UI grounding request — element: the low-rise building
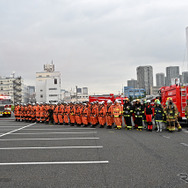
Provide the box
[36,63,61,103]
[0,75,23,104]
[123,87,146,99]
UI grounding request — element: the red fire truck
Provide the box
[89,94,127,104]
[160,84,188,119]
[0,95,12,117]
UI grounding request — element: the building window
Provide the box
[49,88,57,90]
[40,95,43,98]
[46,75,50,77]
[54,79,57,84]
[49,94,58,97]
[1,87,3,90]
[38,75,42,77]
[40,89,43,92]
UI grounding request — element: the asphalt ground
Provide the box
[0,118,187,188]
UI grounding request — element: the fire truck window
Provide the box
[54,79,57,84]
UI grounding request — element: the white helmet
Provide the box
[147,100,151,103]
[115,99,121,103]
[107,100,112,104]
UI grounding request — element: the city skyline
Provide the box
[1,0,188,94]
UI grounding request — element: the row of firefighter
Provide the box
[14,97,183,133]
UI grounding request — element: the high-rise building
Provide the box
[166,66,179,86]
[186,27,188,59]
[127,79,137,88]
[156,73,165,87]
[137,66,153,95]
[182,71,188,84]
[36,63,61,103]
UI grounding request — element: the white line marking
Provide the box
[0,123,36,138]
[23,128,96,131]
[12,132,97,135]
[162,136,170,139]
[0,126,23,128]
[0,161,109,166]
[180,143,188,147]
[0,146,103,150]
[0,137,100,141]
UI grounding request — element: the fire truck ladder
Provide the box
[180,86,187,115]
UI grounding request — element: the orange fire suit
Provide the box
[69,105,76,126]
[106,104,114,127]
[98,105,106,127]
[58,105,64,125]
[113,104,123,129]
[53,106,59,124]
[75,106,82,126]
[36,105,40,122]
[82,106,89,126]
[64,105,70,125]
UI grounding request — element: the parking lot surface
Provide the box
[0,119,188,187]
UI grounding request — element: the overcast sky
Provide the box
[0,0,188,94]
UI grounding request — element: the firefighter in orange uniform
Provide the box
[28,103,32,122]
[90,102,98,127]
[98,101,106,128]
[44,103,49,124]
[64,103,70,125]
[106,100,114,129]
[53,103,59,124]
[40,103,46,123]
[113,100,123,129]
[20,104,25,121]
[69,102,76,126]
[24,104,28,122]
[31,103,36,122]
[58,103,64,125]
[75,103,82,126]
[17,104,21,121]
[36,102,40,123]
[82,103,89,127]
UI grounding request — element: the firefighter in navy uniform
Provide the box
[123,98,133,130]
[134,99,144,131]
[154,100,164,132]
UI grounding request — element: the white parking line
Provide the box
[0,137,100,141]
[162,136,170,139]
[0,123,36,138]
[23,128,96,131]
[0,161,109,166]
[180,143,188,147]
[12,132,97,135]
[0,126,23,128]
[0,146,103,150]
[30,126,96,130]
